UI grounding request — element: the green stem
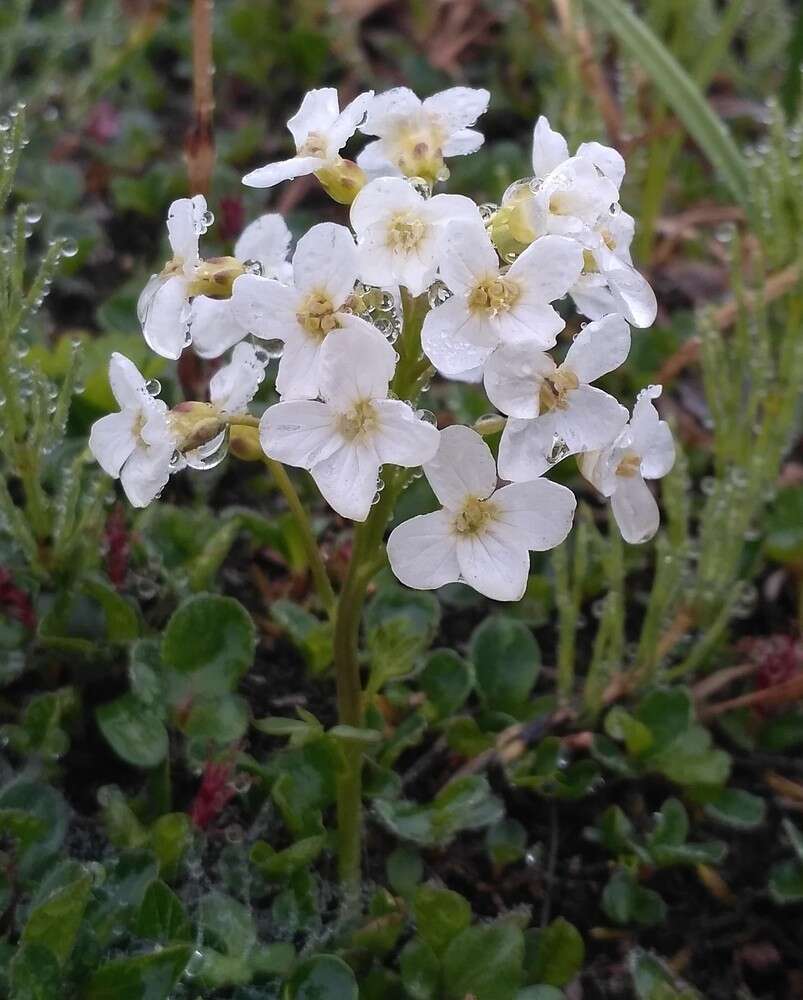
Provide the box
[261,457,336,618]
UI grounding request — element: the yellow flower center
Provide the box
[467,276,520,317]
[391,124,445,182]
[298,131,328,158]
[548,190,574,215]
[453,496,497,536]
[387,212,427,253]
[616,451,641,478]
[538,367,579,412]
[336,399,379,441]
[186,257,246,299]
[297,292,340,340]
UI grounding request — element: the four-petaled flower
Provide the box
[421,221,583,375]
[260,323,440,521]
[350,177,481,297]
[242,88,373,188]
[579,385,675,543]
[357,86,490,183]
[89,353,176,508]
[387,425,576,601]
[488,313,631,480]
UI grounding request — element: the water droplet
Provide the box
[379,290,395,311]
[24,203,41,224]
[0,117,10,132]
[243,258,263,276]
[547,435,570,464]
[145,378,161,396]
[224,823,243,844]
[259,338,284,359]
[478,202,498,221]
[60,237,78,258]
[184,949,205,979]
[185,426,230,470]
[427,280,453,309]
[415,408,437,426]
[253,346,270,365]
[408,176,432,198]
[502,176,535,204]
[43,105,59,122]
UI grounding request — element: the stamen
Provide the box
[297,292,340,340]
[467,276,520,317]
[336,399,378,441]
[453,496,497,535]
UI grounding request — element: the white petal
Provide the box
[531,116,569,178]
[141,275,190,360]
[119,444,172,508]
[275,330,325,400]
[571,276,618,321]
[629,385,675,479]
[562,312,631,384]
[356,139,400,178]
[541,156,618,226]
[424,425,497,507]
[557,386,629,453]
[422,87,490,131]
[350,176,421,233]
[426,193,484,227]
[190,296,245,360]
[318,318,396,407]
[292,222,357,305]
[439,220,498,296]
[361,88,421,137]
[495,299,565,349]
[493,479,576,550]
[497,415,558,481]
[209,342,266,412]
[166,195,205,262]
[483,344,554,419]
[89,411,137,477]
[108,352,147,409]
[441,129,484,156]
[508,234,584,303]
[576,140,626,189]
[260,400,340,468]
[287,88,340,147]
[372,400,441,467]
[234,214,291,272]
[578,446,620,498]
[455,525,530,602]
[311,440,380,522]
[611,473,660,544]
[231,274,299,340]
[328,90,374,151]
[603,256,658,328]
[387,510,461,590]
[242,156,320,188]
[421,295,497,376]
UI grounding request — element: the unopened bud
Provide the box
[229,425,263,462]
[488,201,535,262]
[188,256,246,299]
[169,402,224,452]
[315,157,367,205]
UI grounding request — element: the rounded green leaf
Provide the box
[162,594,256,697]
[96,694,168,768]
[443,922,524,1000]
[414,885,471,956]
[420,649,474,720]
[400,938,440,1000]
[470,616,540,713]
[524,918,584,987]
[287,954,358,1000]
[85,944,192,1000]
[486,818,527,868]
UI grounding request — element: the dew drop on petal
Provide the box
[242,258,263,276]
[546,434,570,464]
[145,378,161,396]
[260,338,284,359]
[408,176,432,198]
[478,202,498,221]
[184,426,230,470]
[415,408,437,426]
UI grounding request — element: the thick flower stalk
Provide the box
[88,88,674,894]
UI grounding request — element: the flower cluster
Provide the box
[89,87,674,601]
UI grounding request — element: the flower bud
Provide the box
[187,256,246,299]
[229,424,263,462]
[169,401,225,452]
[487,201,534,261]
[315,157,367,205]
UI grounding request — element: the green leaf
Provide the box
[444,716,496,756]
[524,918,584,987]
[443,922,524,1000]
[21,873,90,965]
[387,845,423,898]
[635,688,693,754]
[629,949,701,1000]
[700,788,766,830]
[419,649,473,720]
[400,938,440,1000]
[470,616,540,714]
[782,817,803,863]
[184,694,249,745]
[150,812,191,877]
[414,884,472,956]
[328,724,382,744]
[253,716,319,738]
[81,577,140,642]
[516,989,564,1000]
[199,892,255,960]
[604,707,653,757]
[287,955,358,1000]
[271,600,332,674]
[134,881,192,942]
[583,0,749,205]
[764,485,803,564]
[602,869,667,927]
[486,818,527,868]
[96,694,168,768]
[250,835,326,879]
[84,945,192,1000]
[649,799,689,848]
[0,781,68,877]
[9,943,62,1000]
[768,859,803,904]
[162,594,256,698]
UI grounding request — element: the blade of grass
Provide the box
[583,0,750,208]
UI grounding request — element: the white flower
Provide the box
[192,213,293,360]
[260,322,440,521]
[242,88,373,188]
[137,195,209,360]
[349,177,481,296]
[420,221,583,376]
[579,384,675,544]
[89,353,176,508]
[387,425,576,601]
[232,222,361,400]
[357,86,490,181]
[209,341,267,414]
[531,116,625,190]
[490,313,631,480]
[571,207,657,328]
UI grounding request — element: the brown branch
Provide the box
[699,673,803,720]
[185,0,215,197]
